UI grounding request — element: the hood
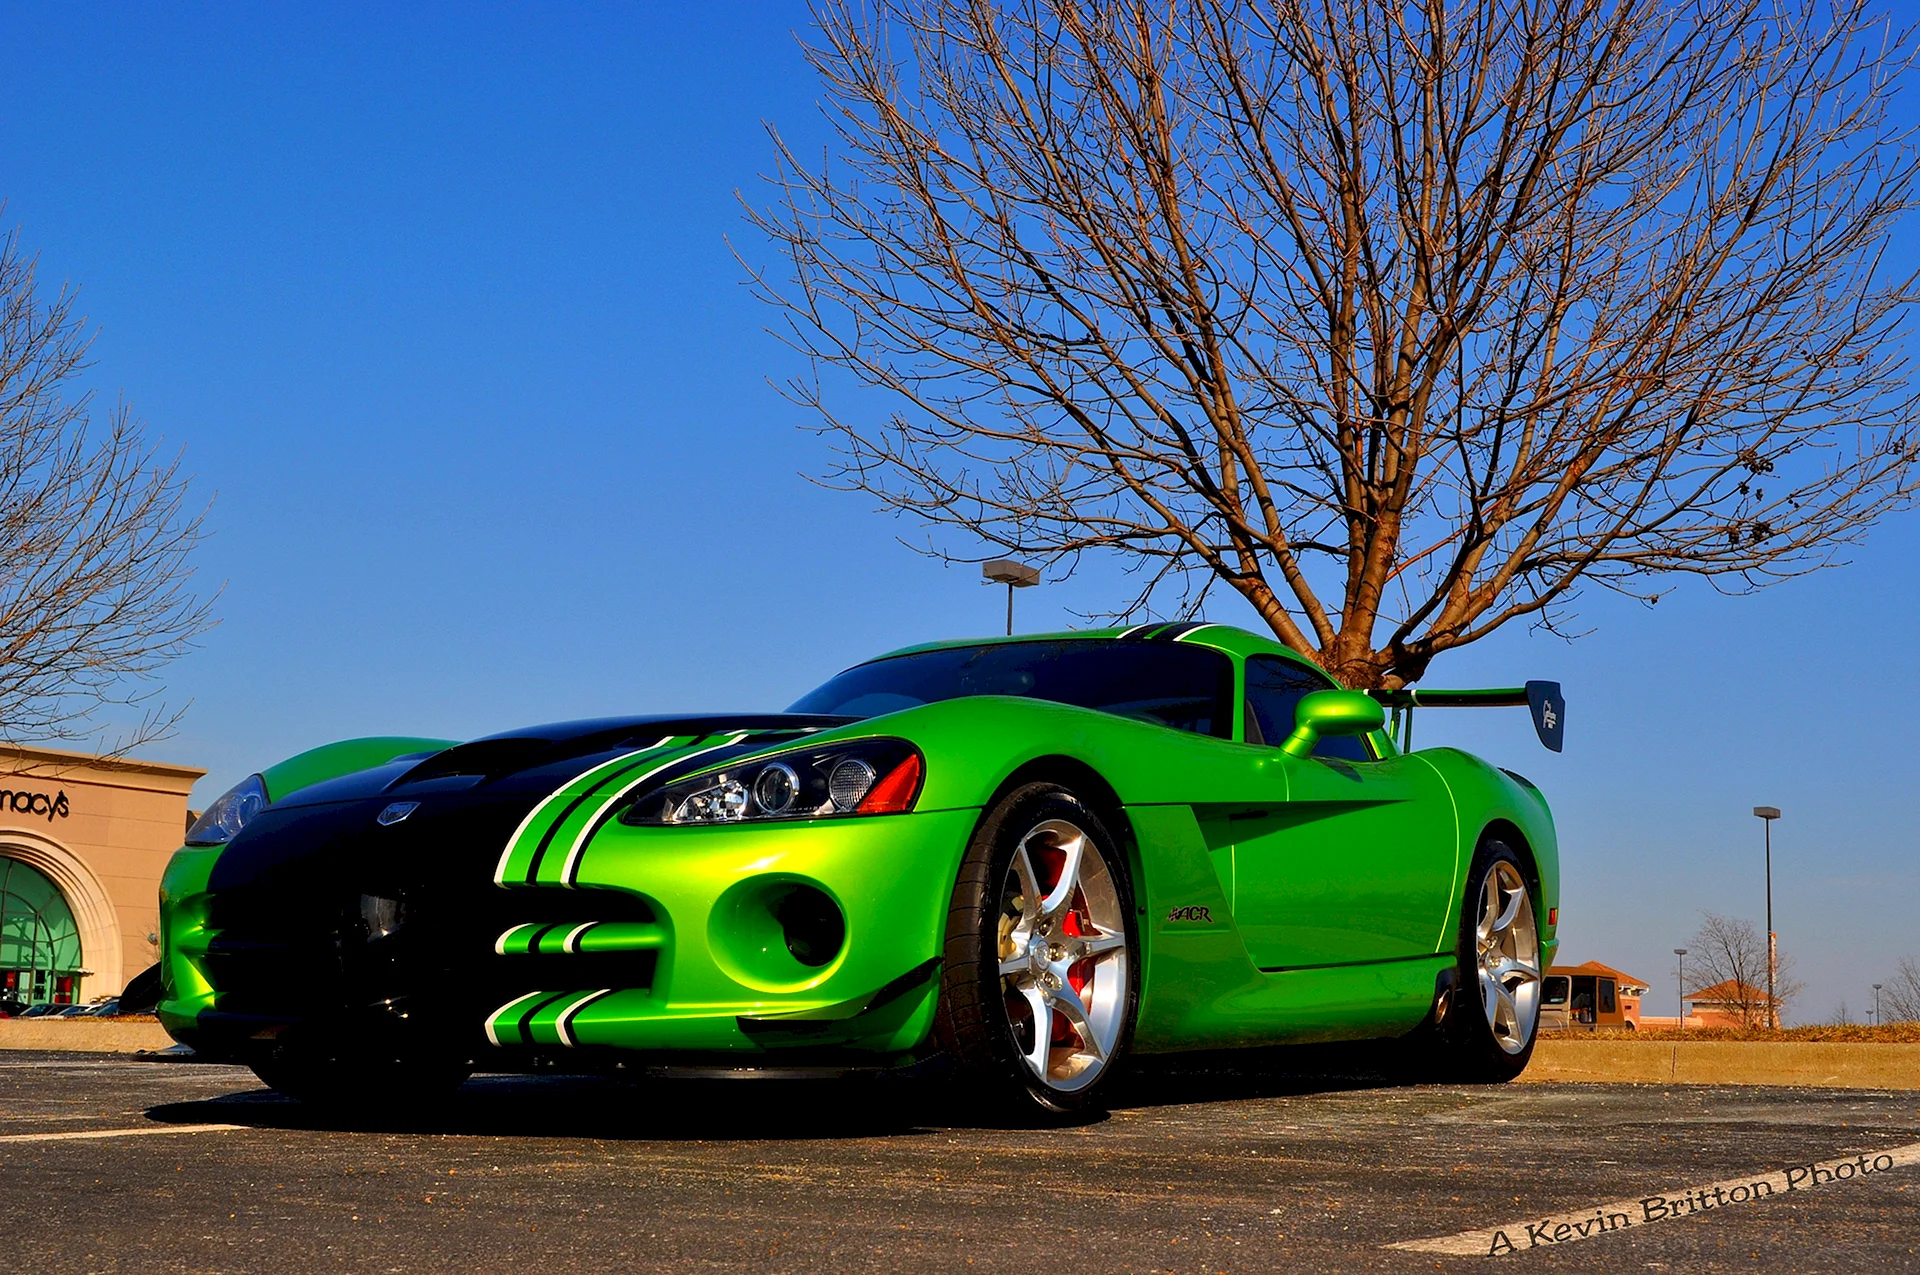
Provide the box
[265,714,858,808]
[206,714,854,900]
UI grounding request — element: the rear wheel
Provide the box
[933,784,1136,1119]
[1427,840,1543,1082]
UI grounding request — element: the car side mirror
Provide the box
[1281,690,1385,759]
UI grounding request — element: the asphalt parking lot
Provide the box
[0,1050,1914,1273]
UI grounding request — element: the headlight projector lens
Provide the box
[752,762,800,815]
[673,779,749,823]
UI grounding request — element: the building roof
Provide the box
[1687,978,1780,1006]
[1548,960,1650,993]
[0,742,205,794]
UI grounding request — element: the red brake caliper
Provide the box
[1057,902,1094,1048]
[1027,845,1085,1050]
[1021,841,1098,1052]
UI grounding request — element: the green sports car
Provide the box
[157,623,1562,1116]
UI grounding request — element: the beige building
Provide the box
[1682,978,1782,1030]
[0,744,204,1008]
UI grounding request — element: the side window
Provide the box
[1598,979,1618,1015]
[1242,656,1373,762]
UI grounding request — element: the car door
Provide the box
[1226,656,1461,970]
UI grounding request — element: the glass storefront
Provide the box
[0,858,82,1008]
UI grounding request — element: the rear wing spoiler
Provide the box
[1366,681,1564,753]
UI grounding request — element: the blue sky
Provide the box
[2,3,1914,1024]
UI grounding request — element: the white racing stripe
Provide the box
[491,737,672,885]
[1389,1138,1920,1257]
[482,990,550,1047]
[555,732,748,887]
[0,1123,242,1145]
[553,988,613,1048]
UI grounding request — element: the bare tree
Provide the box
[1689,911,1801,1028]
[751,0,1920,686]
[1882,957,1920,1023]
[0,225,211,748]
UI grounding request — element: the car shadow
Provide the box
[144,1072,943,1141]
[142,1041,1413,1141]
[1107,1039,1414,1109]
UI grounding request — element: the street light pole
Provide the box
[1873,983,1883,1028]
[982,560,1040,635]
[1674,948,1688,1032]
[1753,806,1781,1029]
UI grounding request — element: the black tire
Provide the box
[932,783,1138,1120]
[252,1048,471,1111]
[1422,839,1543,1083]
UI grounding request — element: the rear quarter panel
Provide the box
[1411,748,1561,970]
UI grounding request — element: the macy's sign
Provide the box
[0,788,71,822]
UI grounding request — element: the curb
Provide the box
[1520,1039,1920,1089]
[0,1019,176,1054]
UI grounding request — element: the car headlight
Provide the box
[184,774,269,846]
[622,739,923,826]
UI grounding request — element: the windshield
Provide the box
[788,640,1235,738]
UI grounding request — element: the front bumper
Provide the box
[159,807,979,1065]
[485,806,980,1055]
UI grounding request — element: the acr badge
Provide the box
[1166,905,1213,924]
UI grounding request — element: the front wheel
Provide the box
[933,784,1137,1119]
[1423,840,1544,1082]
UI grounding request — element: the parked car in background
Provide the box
[1540,961,1648,1031]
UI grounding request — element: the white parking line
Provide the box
[1389,1138,1920,1257]
[0,1123,242,1145]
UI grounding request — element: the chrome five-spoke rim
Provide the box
[1477,860,1542,1054]
[997,819,1129,1092]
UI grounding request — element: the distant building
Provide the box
[1682,978,1781,1029]
[0,744,204,1009]
[1541,960,1649,1031]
